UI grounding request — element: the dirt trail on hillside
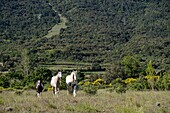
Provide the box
[44,3,68,38]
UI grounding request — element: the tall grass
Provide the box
[0,90,169,113]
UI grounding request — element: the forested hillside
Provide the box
[0,0,170,72]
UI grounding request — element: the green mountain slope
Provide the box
[0,0,170,72]
[0,0,60,40]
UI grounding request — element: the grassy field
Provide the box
[0,90,170,113]
[44,14,68,38]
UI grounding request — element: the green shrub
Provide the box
[0,87,4,91]
[155,72,170,90]
[83,85,97,95]
[126,76,149,91]
[115,84,126,94]
[6,87,15,91]
[44,83,51,92]
[110,78,127,94]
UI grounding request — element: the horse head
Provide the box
[57,71,62,80]
[36,80,43,97]
[36,80,41,89]
[71,70,77,82]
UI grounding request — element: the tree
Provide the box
[91,62,101,70]
[121,55,141,78]
[20,49,30,76]
[104,61,124,84]
[145,60,154,76]
[145,61,157,90]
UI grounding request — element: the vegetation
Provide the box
[0,0,169,72]
[0,1,170,107]
[0,90,170,113]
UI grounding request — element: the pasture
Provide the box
[0,90,170,113]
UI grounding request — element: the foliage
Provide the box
[126,73,170,91]
[145,61,159,90]
[0,75,10,88]
[83,85,98,95]
[0,0,60,40]
[0,0,170,91]
[124,78,137,84]
[161,73,170,90]
[104,61,124,83]
[92,78,104,85]
[77,71,85,82]
[146,61,155,76]
[91,62,101,71]
[21,68,50,89]
[43,83,51,92]
[126,76,149,91]
[109,78,127,94]
[0,0,170,73]
[122,55,141,78]
[0,87,4,91]
[155,72,170,90]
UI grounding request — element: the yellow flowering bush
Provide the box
[124,78,137,84]
[109,83,112,87]
[145,75,160,80]
[145,75,160,90]
[83,81,91,86]
[48,87,53,91]
[78,81,84,85]
[92,78,104,85]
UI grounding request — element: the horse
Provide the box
[35,80,44,97]
[66,70,78,97]
[50,71,62,95]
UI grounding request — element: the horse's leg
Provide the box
[52,87,55,95]
[73,85,77,97]
[57,87,59,95]
[37,91,40,97]
[54,86,57,95]
[67,84,69,95]
[40,90,42,96]
[56,82,60,95]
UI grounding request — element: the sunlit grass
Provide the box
[44,14,68,38]
[0,90,170,113]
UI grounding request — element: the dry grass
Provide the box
[0,90,170,113]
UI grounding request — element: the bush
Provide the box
[115,84,126,94]
[43,83,51,92]
[0,75,10,88]
[83,85,97,95]
[110,78,127,94]
[126,76,149,91]
[6,87,15,91]
[155,72,170,90]
[0,87,4,91]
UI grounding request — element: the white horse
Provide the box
[50,71,62,95]
[66,70,78,97]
